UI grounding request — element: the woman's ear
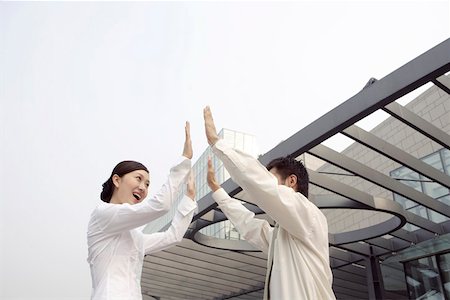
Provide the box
[112,174,121,188]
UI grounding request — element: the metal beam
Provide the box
[192,39,450,227]
[257,38,450,165]
[342,125,450,189]
[309,170,409,244]
[333,242,386,257]
[366,236,410,252]
[333,278,370,298]
[330,247,365,263]
[218,284,264,300]
[142,40,450,300]
[309,143,450,219]
[333,269,367,285]
[383,101,450,149]
[432,74,450,94]
[365,255,386,300]
[335,263,367,277]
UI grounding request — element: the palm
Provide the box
[203,106,219,146]
[186,172,196,200]
[183,121,193,159]
[207,157,220,192]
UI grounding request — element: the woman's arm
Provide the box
[93,157,191,235]
[94,122,193,234]
[142,196,196,254]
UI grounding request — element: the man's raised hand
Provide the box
[203,106,219,146]
[207,157,221,192]
[186,171,196,201]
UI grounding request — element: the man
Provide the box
[204,106,335,300]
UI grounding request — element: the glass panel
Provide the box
[222,129,235,144]
[244,134,255,154]
[439,195,450,206]
[391,167,422,192]
[404,256,445,299]
[428,209,450,224]
[409,205,429,219]
[200,220,243,241]
[395,194,420,210]
[235,132,244,150]
[381,261,408,292]
[437,252,450,299]
[423,152,444,172]
[421,175,449,199]
[443,149,450,175]
[403,223,421,232]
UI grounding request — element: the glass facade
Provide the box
[144,128,258,239]
[386,148,450,299]
[391,148,450,232]
[404,255,445,299]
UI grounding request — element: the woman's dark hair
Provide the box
[266,156,309,197]
[100,160,149,203]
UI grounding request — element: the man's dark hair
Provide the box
[100,161,149,203]
[266,156,309,197]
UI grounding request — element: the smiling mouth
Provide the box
[133,193,142,201]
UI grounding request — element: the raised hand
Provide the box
[207,157,221,192]
[182,121,193,159]
[186,171,196,201]
[203,106,219,146]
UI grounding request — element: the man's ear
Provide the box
[287,174,298,190]
[112,174,121,188]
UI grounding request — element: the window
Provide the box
[391,148,450,227]
[404,256,444,299]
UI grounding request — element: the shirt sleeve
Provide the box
[213,188,272,254]
[93,157,191,235]
[142,195,197,254]
[212,139,318,240]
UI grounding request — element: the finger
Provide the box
[204,106,212,121]
[185,121,191,138]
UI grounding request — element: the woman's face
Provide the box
[112,170,150,205]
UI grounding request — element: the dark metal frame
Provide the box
[149,38,450,300]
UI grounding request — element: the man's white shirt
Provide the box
[212,139,336,300]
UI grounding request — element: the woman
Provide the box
[87,122,196,300]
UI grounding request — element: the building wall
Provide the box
[316,76,450,234]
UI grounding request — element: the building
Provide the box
[314,75,450,299]
[140,38,450,299]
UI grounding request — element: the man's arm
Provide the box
[207,158,272,253]
[204,107,317,240]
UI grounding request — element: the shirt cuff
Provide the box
[178,156,192,166]
[177,195,197,216]
[212,139,228,153]
[212,188,230,205]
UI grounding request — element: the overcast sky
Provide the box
[1,1,448,299]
